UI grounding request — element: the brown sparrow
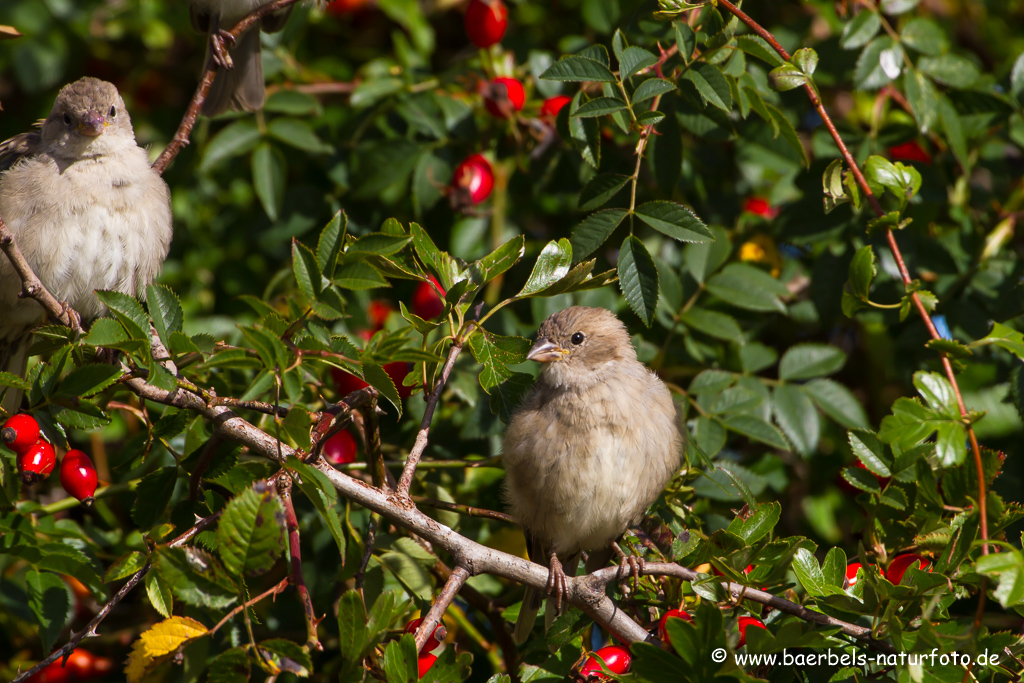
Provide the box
[502,306,683,643]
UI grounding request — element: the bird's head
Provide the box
[528,306,635,387]
[42,77,135,158]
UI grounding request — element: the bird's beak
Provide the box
[78,111,106,137]
[527,337,568,363]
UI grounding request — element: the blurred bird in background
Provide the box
[502,306,683,643]
[189,0,295,116]
[0,77,173,413]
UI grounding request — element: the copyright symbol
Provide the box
[712,648,727,663]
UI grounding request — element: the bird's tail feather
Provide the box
[1,336,29,415]
[202,27,264,116]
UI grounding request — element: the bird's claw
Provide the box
[612,542,645,593]
[57,301,82,333]
[210,30,235,70]
[546,555,568,616]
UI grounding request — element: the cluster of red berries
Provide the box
[657,608,766,650]
[3,414,98,504]
[403,618,446,677]
[327,277,446,428]
[845,554,930,588]
[25,649,113,683]
[447,0,572,211]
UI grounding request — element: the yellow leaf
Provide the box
[0,25,22,39]
[125,616,208,682]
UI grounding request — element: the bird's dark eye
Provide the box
[571,332,585,345]
[62,113,72,126]
[108,106,117,118]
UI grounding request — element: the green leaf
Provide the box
[199,119,260,172]
[720,414,789,450]
[517,239,573,297]
[258,639,312,677]
[773,384,820,456]
[675,22,696,63]
[579,174,631,211]
[217,484,286,576]
[252,142,285,221]
[849,430,892,477]
[267,117,333,154]
[362,361,403,416]
[287,458,346,557]
[334,260,389,290]
[154,546,236,609]
[468,332,531,393]
[475,236,525,283]
[842,464,882,493]
[347,233,414,258]
[792,548,827,597]
[848,245,875,300]
[55,364,122,398]
[684,62,732,111]
[840,10,881,50]
[901,17,948,56]
[132,467,178,530]
[570,209,628,261]
[779,343,847,381]
[26,569,71,653]
[104,551,148,583]
[146,284,184,346]
[316,211,347,276]
[769,63,808,91]
[802,379,870,429]
[632,78,676,104]
[854,36,900,90]
[679,307,741,342]
[207,648,250,682]
[292,239,322,302]
[728,501,780,543]
[617,236,659,327]
[620,46,658,79]
[735,35,784,67]
[95,290,150,341]
[145,571,173,618]
[938,95,969,171]
[705,264,787,313]
[635,201,713,242]
[919,53,981,89]
[541,55,617,82]
[572,96,628,118]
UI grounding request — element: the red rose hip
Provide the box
[579,645,631,679]
[404,617,447,656]
[483,77,525,118]
[657,608,693,641]
[450,154,494,206]
[60,450,98,504]
[464,0,507,48]
[417,652,437,678]
[540,95,571,118]
[324,429,358,465]
[412,277,446,320]
[18,440,56,484]
[737,616,767,647]
[886,554,930,585]
[3,413,40,454]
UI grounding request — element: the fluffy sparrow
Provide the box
[0,77,173,412]
[502,306,683,643]
[190,0,295,116]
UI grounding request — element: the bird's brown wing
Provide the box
[0,127,43,174]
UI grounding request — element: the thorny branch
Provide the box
[277,474,323,651]
[414,565,469,655]
[715,0,990,553]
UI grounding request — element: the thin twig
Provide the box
[716,0,989,554]
[209,396,289,417]
[414,566,469,654]
[276,475,322,651]
[0,214,82,334]
[210,577,290,635]
[412,496,514,523]
[396,341,463,496]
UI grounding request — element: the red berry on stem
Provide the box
[25,659,70,683]
[412,277,446,320]
[3,413,40,454]
[367,300,395,331]
[18,440,56,484]
[66,649,114,680]
[657,608,693,641]
[886,554,930,585]
[845,562,864,589]
[743,197,778,219]
[404,617,448,656]
[451,154,494,206]
[326,0,372,15]
[464,0,507,48]
[60,450,98,504]
[579,645,632,678]
[483,77,525,118]
[737,616,767,647]
[324,429,358,465]
[385,361,414,399]
[417,653,437,678]
[540,95,572,118]
[889,141,931,165]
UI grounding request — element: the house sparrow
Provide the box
[502,306,683,643]
[0,77,173,412]
[190,0,295,116]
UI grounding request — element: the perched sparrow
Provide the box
[190,0,295,116]
[502,306,683,643]
[0,78,173,412]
